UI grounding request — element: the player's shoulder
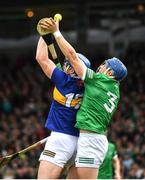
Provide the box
[52,66,66,77]
[54,66,63,73]
[51,67,69,87]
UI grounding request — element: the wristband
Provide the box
[42,34,54,46]
[53,31,62,38]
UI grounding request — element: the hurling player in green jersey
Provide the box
[43,17,127,179]
[98,142,121,179]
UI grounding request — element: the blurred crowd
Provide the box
[0,54,51,178]
[0,42,145,179]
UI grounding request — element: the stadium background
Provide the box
[0,0,145,178]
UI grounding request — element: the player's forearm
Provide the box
[53,31,85,78]
[53,31,78,65]
[36,37,49,63]
[36,37,56,79]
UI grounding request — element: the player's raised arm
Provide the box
[35,37,56,79]
[37,17,64,67]
[39,17,86,79]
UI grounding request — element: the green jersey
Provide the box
[56,63,62,69]
[75,68,120,134]
[98,143,117,179]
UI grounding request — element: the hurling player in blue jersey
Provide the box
[35,36,91,179]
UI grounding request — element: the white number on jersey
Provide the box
[104,91,117,113]
[65,93,83,109]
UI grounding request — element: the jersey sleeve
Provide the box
[51,67,67,86]
[82,67,95,83]
[112,144,118,159]
[56,63,62,70]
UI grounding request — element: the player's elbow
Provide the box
[36,53,45,64]
[35,52,40,62]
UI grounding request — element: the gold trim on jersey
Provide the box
[53,87,82,107]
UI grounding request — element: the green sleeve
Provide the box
[82,68,95,83]
[56,63,62,70]
[113,144,117,158]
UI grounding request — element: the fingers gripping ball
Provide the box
[37,18,50,36]
[54,13,62,22]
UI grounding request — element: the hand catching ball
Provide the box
[37,14,62,36]
[37,18,50,36]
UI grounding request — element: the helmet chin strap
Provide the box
[103,67,110,75]
[65,66,70,72]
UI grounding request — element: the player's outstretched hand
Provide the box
[37,18,50,36]
[38,17,59,34]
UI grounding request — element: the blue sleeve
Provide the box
[51,67,67,87]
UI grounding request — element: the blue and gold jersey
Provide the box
[45,67,84,136]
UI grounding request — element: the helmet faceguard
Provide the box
[63,59,78,78]
[63,53,91,78]
[63,60,72,72]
